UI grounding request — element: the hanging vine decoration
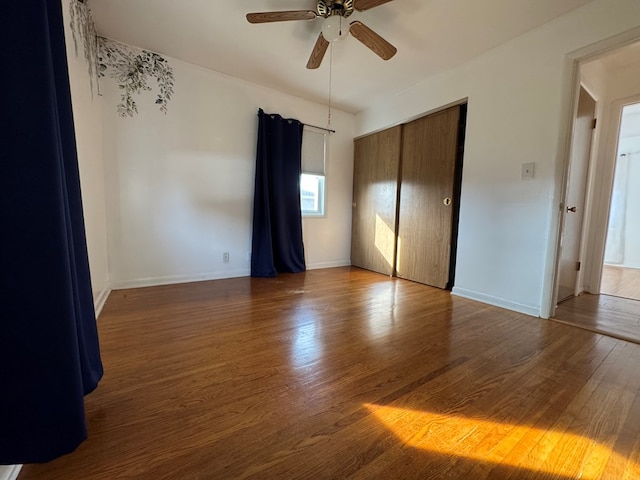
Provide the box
[98,38,175,117]
[68,0,174,117]
[69,0,100,96]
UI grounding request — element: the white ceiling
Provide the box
[89,0,595,114]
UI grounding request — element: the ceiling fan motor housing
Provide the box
[246,0,397,69]
[318,0,354,18]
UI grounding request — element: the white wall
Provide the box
[581,61,608,102]
[355,0,640,317]
[101,53,354,288]
[622,143,640,267]
[604,102,640,268]
[622,154,640,268]
[62,0,110,313]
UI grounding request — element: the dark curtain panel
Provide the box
[0,0,104,463]
[251,109,306,277]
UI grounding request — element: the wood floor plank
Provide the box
[18,267,640,480]
[449,335,608,479]
[601,265,640,301]
[420,333,611,479]
[491,337,621,479]
[554,293,640,344]
[350,329,614,480]
[608,380,640,477]
[525,342,634,480]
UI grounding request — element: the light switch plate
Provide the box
[521,162,535,180]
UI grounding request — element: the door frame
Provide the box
[544,27,640,319]
[591,94,640,293]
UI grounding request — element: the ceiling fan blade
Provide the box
[307,33,329,69]
[353,0,394,12]
[246,10,317,24]
[349,21,397,60]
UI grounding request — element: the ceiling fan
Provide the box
[246,0,397,69]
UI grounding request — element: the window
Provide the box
[301,127,327,217]
[301,174,325,216]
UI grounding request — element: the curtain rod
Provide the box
[258,111,336,134]
[304,123,336,134]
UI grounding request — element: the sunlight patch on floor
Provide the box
[365,403,637,479]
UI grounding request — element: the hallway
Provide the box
[553,293,640,345]
[601,265,640,301]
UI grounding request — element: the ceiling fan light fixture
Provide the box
[246,0,397,68]
[321,15,350,42]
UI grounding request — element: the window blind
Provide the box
[302,127,326,176]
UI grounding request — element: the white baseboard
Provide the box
[604,263,640,270]
[110,263,353,291]
[111,269,251,290]
[451,287,541,318]
[0,465,22,480]
[306,260,351,270]
[94,285,112,318]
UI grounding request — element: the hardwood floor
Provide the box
[554,294,640,345]
[601,265,640,302]
[20,267,640,479]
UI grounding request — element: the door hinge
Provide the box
[576,261,581,272]
[592,118,597,130]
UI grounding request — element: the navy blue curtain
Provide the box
[251,109,306,277]
[0,0,103,463]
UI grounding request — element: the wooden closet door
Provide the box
[397,106,461,288]
[351,126,402,276]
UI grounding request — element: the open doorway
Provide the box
[601,102,640,301]
[551,40,640,344]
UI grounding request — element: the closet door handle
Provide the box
[566,206,577,213]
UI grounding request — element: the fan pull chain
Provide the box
[327,42,333,129]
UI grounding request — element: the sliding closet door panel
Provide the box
[397,107,460,288]
[351,126,402,276]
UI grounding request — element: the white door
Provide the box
[557,87,596,303]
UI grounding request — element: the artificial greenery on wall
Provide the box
[68,0,174,117]
[98,38,175,117]
[69,0,99,96]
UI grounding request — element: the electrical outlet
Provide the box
[223,252,230,263]
[521,163,535,180]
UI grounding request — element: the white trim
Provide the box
[0,465,22,480]
[94,285,112,318]
[306,260,352,270]
[452,287,541,318]
[110,263,353,290]
[111,269,251,290]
